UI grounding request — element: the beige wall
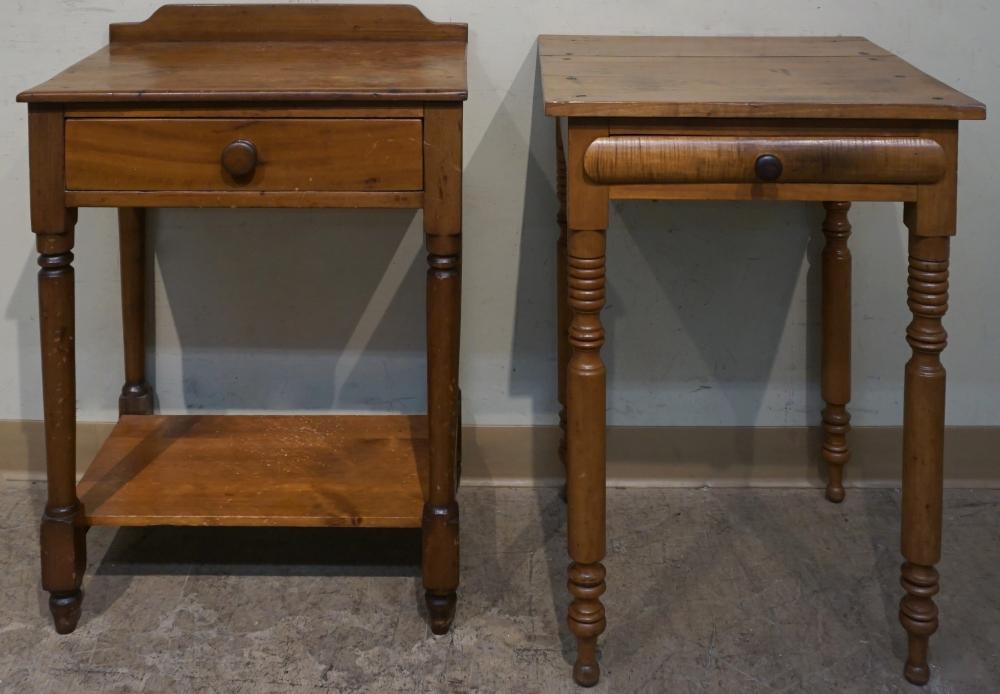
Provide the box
[1,1,998,433]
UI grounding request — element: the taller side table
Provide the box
[18,4,466,635]
[541,35,984,686]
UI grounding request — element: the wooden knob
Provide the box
[754,153,783,181]
[221,139,257,178]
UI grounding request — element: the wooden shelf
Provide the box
[78,415,428,528]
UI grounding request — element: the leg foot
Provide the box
[822,404,849,503]
[904,656,931,686]
[425,590,457,635]
[568,561,606,687]
[49,590,82,634]
[119,382,154,415]
[899,562,938,686]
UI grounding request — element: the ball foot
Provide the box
[49,590,82,634]
[825,483,846,503]
[426,590,456,635]
[904,661,930,686]
[573,659,600,687]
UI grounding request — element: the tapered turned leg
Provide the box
[118,208,153,415]
[899,233,949,685]
[423,246,461,634]
[566,227,607,687]
[556,120,569,475]
[37,228,86,634]
[821,201,852,502]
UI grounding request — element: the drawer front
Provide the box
[583,136,946,185]
[65,118,423,191]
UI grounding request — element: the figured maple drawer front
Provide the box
[583,136,947,185]
[65,118,423,191]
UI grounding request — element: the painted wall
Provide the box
[2,1,998,428]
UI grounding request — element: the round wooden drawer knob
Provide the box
[754,153,783,181]
[221,139,258,178]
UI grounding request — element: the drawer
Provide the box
[583,136,947,185]
[65,118,423,191]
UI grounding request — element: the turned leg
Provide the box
[29,107,86,634]
[899,233,949,685]
[423,244,461,634]
[566,227,607,687]
[556,119,569,476]
[422,103,461,634]
[821,201,852,502]
[118,208,153,415]
[37,225,86,634]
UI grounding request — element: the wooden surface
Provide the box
[64,190,425,209]
[19,41,466,103]
[17,5,467,104]
[66,118,423,191]
[540,36,985,119]
[109,4,467,43]
[583,136,946,185]
[78,415,429,528]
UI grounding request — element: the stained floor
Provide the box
[1,482,998,693]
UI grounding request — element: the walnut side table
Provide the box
[18,4,466,636]
[540,35,985,686]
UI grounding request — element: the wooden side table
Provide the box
[540,36,985,686]
[18,4,466,636]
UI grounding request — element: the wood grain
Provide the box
[584,136,946,185]
[65,118,423,192]
[540,35,892,58]
[110,4,467,43]
[78,415,430,528]
[609,182,918,202]
[28,106,69,235]
[66,190,424,209]
[540,36,985,120]
[64,103,424,118]
[18,41,467,103]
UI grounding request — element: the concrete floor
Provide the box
[1,482,998,693]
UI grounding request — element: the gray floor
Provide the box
[1,482,998,693]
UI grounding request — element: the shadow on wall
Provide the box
[150,207,425,413]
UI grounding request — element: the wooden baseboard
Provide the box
[2,420,998,488]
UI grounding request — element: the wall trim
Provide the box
[2,420,998,488]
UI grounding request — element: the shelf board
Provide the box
[78,415,428,528]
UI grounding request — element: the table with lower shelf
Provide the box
[540,35,985,687]
[18,4,466,636]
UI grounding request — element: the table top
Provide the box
[540,36,984,120]
[18,4,467,104]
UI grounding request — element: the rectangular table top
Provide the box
[18,41,467,104]
[540,36,984,120]
[18,5,467,104]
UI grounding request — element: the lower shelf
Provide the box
[77,414,428,528]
